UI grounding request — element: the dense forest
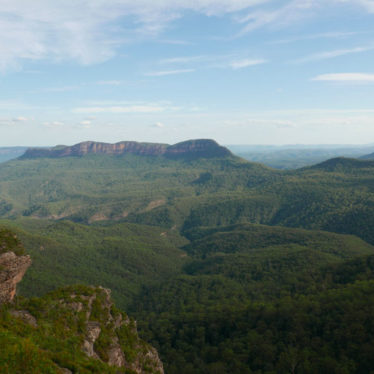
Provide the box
[1,142,374,372]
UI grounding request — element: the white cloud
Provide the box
[292,45,374,63]
[235,0,318,35]
[312,73,374,82]
[160,56,206,64]
[0,1,269,70]
[0,0,372,70]
[97,80,122,86]
[158,54,267,71]
[235,0,374,35]
[270,31,362,45]
[13,116,28,122]
[154,122,165,128]
[73,105,167,114]
[357,0,374,13]
[229,58,267,69]
[44,121,64,128]
[145,69,195,76]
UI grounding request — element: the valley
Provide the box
[1,139,374,372]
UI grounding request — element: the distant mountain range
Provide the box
[227,144,374,169]
[0,147,28,163]
[21,139,232,160]
[0,141,373,169]
[361,151,374,160]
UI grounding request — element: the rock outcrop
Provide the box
[57,286,164,373]
[0,251,31,303]
[21,139,232,160]
[0,229,163,373]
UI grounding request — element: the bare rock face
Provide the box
[21,139,232,160]
[0,251,31,304]
[9,310,37,327]
[61,286,164,373]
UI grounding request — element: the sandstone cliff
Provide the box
[0,228,163,373]
[0,229,31,304]
[21,139,232,160]
[0,251,31,303]
[50,285,164,373]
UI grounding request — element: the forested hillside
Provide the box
[1,140,374,373]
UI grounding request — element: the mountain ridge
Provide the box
[21,139,232,160]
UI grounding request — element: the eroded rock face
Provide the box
[62,286,164,373]
[9,310,37,327]
[21,139,232,160]
[0,252,31,303]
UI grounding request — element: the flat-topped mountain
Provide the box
[21,139,232,159]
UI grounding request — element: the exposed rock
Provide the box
[60,286,164,373]
[0,233,163,373]
[9,310,37,327]
[0,251,31,303]
[107,337,126,367]
[145,199,166,212]
[59,369,72,374]
[82,321,101,359]
[21,139,232,160]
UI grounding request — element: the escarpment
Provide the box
[21,138,232,159]
[0,252,31,303]
[0,229,31,304]
[0,228,164,373]
[56,286,164,373]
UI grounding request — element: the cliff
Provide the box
[21,139,232,160]
[0,229,163,373]
[0,252,31,303]
[0,228,31,304]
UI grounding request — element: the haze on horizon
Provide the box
[1,0,374,146]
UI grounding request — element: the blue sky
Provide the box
[1,0,374,146]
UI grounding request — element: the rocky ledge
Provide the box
[58,286,164,373]
[0,251,31,304]
[21,139,232,160]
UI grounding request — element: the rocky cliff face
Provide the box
[0,229,31,304]
[57,286,164,373]
[21,139,232,160]
[0,251,31,303]
[0,228,163,373]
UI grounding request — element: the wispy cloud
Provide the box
[158,54,267,71]
[357,0,374,13]
[96,80,122,86]
[312,73,374,83]
[73,105,167,114]
[270,31,362,45]
[292,44,374,64]
[12,116,28,122]
[0,1,373,70]
[229,58,267,69]
[44,121,64,128]
[145,69,195,77]
[72,100,182,114]
[160,56,206,64]
[0,1,268,70]
[235,0,374,36]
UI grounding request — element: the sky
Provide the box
[1,0,374,146]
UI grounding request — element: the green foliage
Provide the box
[0,285,159,373]
[141,280,374,373]
[2,152,374,372]
[0,227,25,256]
[1,219,186,310]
